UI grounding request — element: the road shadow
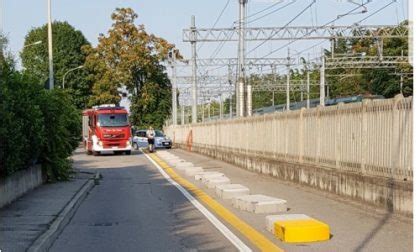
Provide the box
[52,153,236,252]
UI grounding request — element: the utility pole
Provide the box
[286,48,290,110]
[300,80,304,101]
[229,94,233,118]
[271,64,276,108]
[306,68,310,109]
[228,65,233,119]
[47,0,54,90]
[219,93,224,120]
[190,16,198,123]
[400,73,404,95]
[181,105,185,125]
[201,103,205,122]
[400,49,404,95]
[169,49,177,126]
[320,50,326,106]
[238,0,247,117]
[376,37,384,61]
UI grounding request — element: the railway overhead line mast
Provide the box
[171,0,411,125]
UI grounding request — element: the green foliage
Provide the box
[84,8,179,128]
[37,90,81,181]
[250,21,412,108]
[1,37,80,180]
[20,21,92,109]
[327,21,412,98]
[130,69,172,128]
[0,66,44,177]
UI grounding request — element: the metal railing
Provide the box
[165,95,412,181]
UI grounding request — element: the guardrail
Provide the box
[166,95,412,181]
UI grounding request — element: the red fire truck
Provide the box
[82,104,132,155]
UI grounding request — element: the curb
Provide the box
[28,172,100,252]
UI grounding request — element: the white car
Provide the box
[132,130,172,150]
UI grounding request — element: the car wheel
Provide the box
[166,146,172,149]
[133,143,139,150]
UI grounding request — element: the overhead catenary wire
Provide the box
[245,0,288,21]
[246,0,316,56]
[260,2,373,59]
[197,0,231,54]
[355,0,397,24]
[244,0,297,25]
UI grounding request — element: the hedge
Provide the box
[0,61,81,181]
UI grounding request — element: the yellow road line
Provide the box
[149,154,284,252]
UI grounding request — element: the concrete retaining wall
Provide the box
[0,165,43,208]
[176,143,413,217]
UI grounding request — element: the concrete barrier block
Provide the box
[232,194,287,213]
[205,177,231,189]
[162,156,180,161]
[194,172,225,181]
[184,167,204,176]
[201,173,226,183]
[156,151,170,156]
[273,215,330,243]
[265,214,311,234]
[215,184,250,200]
[168,159,186,165]
[158,153,176,158]
[175,162,194,170]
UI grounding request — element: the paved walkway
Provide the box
[0,169,91,252]
[169,148,413,252]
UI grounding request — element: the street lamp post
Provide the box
[47,0,54,90]
[62,65,84,89]
[23,40,42,48]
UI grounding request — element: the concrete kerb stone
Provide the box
[160,156,180,161]
[184,167,204,176]
[215,184,250,200]
[265,214,311,234]
[232,194,287,214]
[175,162,195,170]
[194,172,225,181]
[167,159,186,166]
[159,154,177,159]
[27,172,100,252]
[205,177,231,189]
[272,214,331,243]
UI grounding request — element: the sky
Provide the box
[0,0,410,105]
[1,0,409,62]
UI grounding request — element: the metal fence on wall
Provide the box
[165,95,413,181]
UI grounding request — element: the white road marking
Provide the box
[142,152,252,252]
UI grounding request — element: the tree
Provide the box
[83,8,180,128]
[326,20,412,98]
[20,21,91,109]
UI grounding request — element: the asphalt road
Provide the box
[50,149,238,252]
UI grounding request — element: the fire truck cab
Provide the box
[82,104,132,155]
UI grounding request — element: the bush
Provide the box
[0,60,80,181]
[37,90,81,181]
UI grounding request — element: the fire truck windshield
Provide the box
[97,114,128,127]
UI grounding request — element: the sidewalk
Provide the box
[0,169,93,252]
[165,148,413,252]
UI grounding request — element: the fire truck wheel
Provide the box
[125,150,131,155]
